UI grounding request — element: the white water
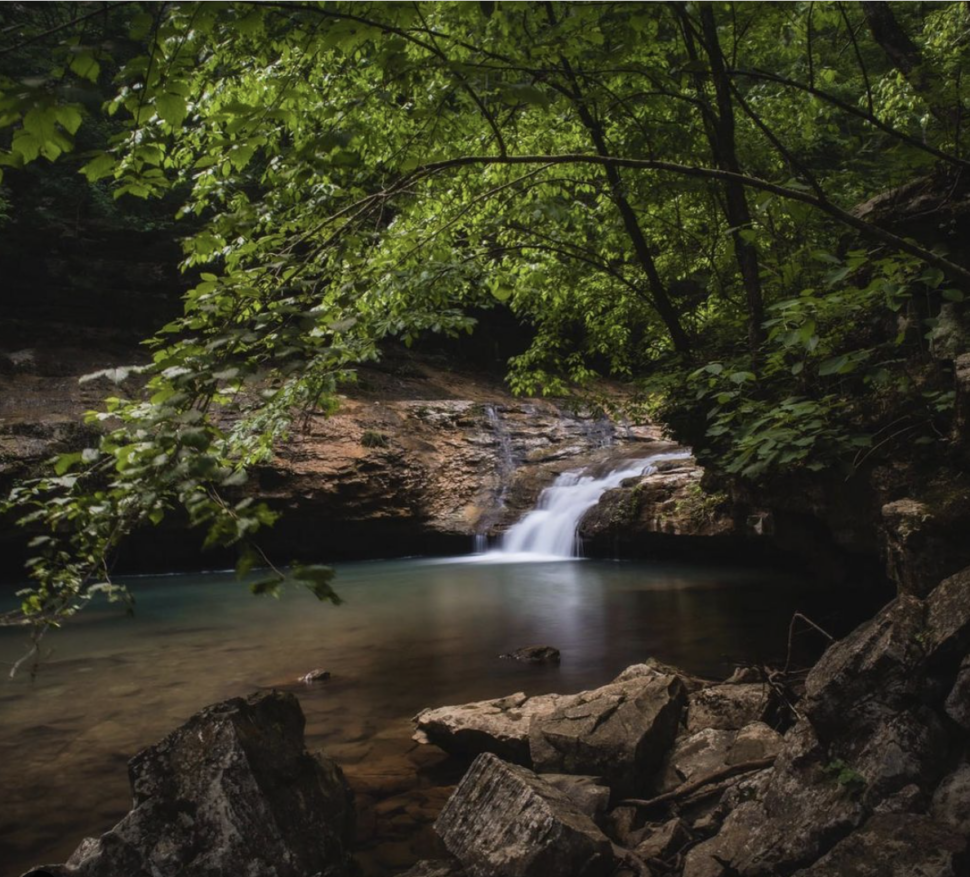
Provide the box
[496,451,692,560]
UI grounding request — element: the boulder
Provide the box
[789,813,968,877]
[932,762,970,836]
[413,692,564,765]
[541,774,611,822]
[945,655,970,729]
[434,752,615,877]
[852,705,950,808]
[22,691,354,877]
[801,595,925,743]
[925,565,970,664]
[693,720,867,876]
[530,674,686,797]
[499,645,560,664]
[657,728,734,793]
[299,668,331,683]
[632,817,689,862]
[658,722,782,793]
[612,658,706,691]
[686,683,767,732]
[682,801,765,877]
[727,722,784,765]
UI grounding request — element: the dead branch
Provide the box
[620,757,776,811]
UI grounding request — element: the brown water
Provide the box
[0,556,885,875]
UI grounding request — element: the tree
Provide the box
[1,2,968,648]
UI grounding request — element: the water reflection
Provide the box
[0,556,885,874]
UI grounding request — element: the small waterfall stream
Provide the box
[498,450,691,559]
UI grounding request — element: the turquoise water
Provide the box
[0,556,883,875]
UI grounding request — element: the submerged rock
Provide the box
[530,673,686,797]
[499,645,561,664]
[23,691,354,877]
[435,752,615,877]
[413,691,564,765]
[300,667,332,683]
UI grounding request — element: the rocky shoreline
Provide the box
[23,561,969,877]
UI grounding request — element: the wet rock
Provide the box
[499,645,561,664]
[300,668,331,683]
[435,752,615,877]
[413,692,564,765]
[541,774,611,822]
[399,861,467,877]
[686,683,767,732]
[789,813,969,877]
[530,674,686,797]
[23,691,354,877]
[932,762,970,835]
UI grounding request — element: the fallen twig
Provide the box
[783,611,835,675]
[619,757,777,811]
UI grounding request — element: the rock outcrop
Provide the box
[22,691,355,877]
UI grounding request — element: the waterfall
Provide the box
[499,450,691,559]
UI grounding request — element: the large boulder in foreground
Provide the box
[24,691,354,877]
[414,692,565,765]
[435,752,615,877]
[530,673,686,797]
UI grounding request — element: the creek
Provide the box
[0,457,885,875]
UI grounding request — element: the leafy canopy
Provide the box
[1,1,968,642]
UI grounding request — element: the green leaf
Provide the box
[54,452,83,475]
[291,563,342,604]
[80,153,116,182]
[818,355,848,376]
[156,93,187,128]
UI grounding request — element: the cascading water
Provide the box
[499,450,692,559]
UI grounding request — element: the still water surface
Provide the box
[0,556,884,874]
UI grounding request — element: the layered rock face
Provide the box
[0,348,678,573]
[23,691,355,877]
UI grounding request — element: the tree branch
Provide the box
[390,152,970,287]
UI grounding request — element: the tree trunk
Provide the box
[696,5,766,357]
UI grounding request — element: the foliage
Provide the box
[1,2,969,640]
